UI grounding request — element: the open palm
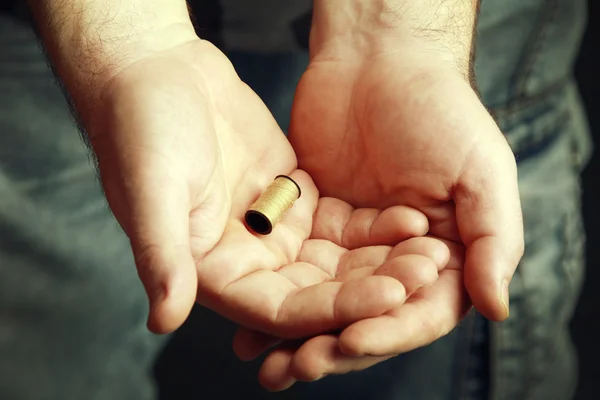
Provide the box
[203,189,450,338]
[239,50,524,388]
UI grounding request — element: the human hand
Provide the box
[293,0,524,322]
[290,50,523,320]
[231,201,465,393]
[234,199,466,392]
[242,238,466,391]
[238,1,524,387]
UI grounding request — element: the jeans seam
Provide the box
[512,110,572,163]
[489,77,569,117]
[509,0,560,103]
[519,247,537,400]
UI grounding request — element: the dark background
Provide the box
[154,2,600,400]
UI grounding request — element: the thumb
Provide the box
[454,142,524,322]
[109,174,198,334]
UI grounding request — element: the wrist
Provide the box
[29,1,197,112]
[311,0,479,77]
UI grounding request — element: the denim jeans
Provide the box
[0,0,591,398]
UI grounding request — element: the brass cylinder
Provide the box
[245,175,301,235]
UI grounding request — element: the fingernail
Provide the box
[500,279,510,318]
[311,374,326,382]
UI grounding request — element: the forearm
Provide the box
[27,0,195,105]
[311,0,480,74]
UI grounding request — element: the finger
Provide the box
[336,245,391,275]
[239,254,441,362]
[236,256,431,364]
[233,327,282,361]
[342,206,429,249]
[225,274,406,338]
[112,170,212,334]
[289,335,390,381]
[336,254,440,295]
[236,247,449,364]
[258,347,298,392]
[454,134,524,321]
[259,336,391,390]
[334,266,377,282]
[426,236,466,271]
[137,242,198,334]
[420,202,460,241]
[296,239,347,277]
[338,269,470,357]
[199,170,407,337]
[310,199,429,249]
[298,237,450,280]
[205,172,412,339]
[98,81,243,334]
[374,255,439,296]
[309,197,354,245]
[333,239,447,289]
[200,244,406,338]
[387,236,451,270]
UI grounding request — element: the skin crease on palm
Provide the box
[89,40,448,342]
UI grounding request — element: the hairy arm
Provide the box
[26,0,196,118]
[311,0,480,78]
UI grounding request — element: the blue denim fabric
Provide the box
[0,0,591,399]
[0,15,167,400]
[478,2,590,399]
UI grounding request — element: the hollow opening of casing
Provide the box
[245,210,272,235]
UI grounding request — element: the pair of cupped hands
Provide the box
[86,37,523,391]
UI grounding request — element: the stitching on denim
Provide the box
[519,204,583,399]
[511,111,572,162]
[490,76,569,117]
[514,0,560,97]
[524,210,577,398]
[519,243,537,400]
